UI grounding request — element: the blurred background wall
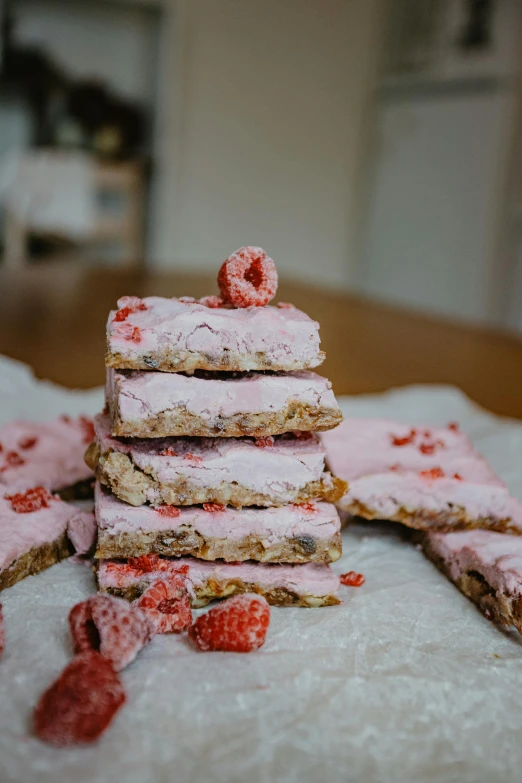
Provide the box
[1,0,522,331]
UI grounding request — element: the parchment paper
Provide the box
[1,355,522,783]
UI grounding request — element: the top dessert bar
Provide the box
[106,296,324,373]
[0,416,94,494]
[322,418,522,533]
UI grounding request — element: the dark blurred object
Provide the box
[458,0,494,51]
[0,3,147,158]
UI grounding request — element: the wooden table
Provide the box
[1,262,522,419]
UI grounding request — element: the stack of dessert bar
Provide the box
[90,259,346,608]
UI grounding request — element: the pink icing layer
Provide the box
[427,530,522,597]
[0,493,84,571]
[107,368,339,426]
[97,557,340,599]
[0,417,93,493]
[321,418,522,530]
[95,413,329,500]
[107,296,323,369]
[95,483,340,542]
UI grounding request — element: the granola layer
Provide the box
[97,557,341,607]
[87,414,346,507]
[0,532,72,592]
[107,368,342,438]
[106,296,324,373]
[94,484,342,563]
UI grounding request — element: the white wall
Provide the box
[156,0,385,285]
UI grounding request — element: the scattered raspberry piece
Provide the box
[184,453,203,464]
[419,467,445,480]
[113,298,147,321]
[391,429,416,447]
[33,651,126,747]
[276,302,295,309]
[198,295,226,308]
[128,553,168,573]
[389,463,400,472]
[60,414,72,424]
[80,416,95,444]
[113,306,133,322]
[68,595,153,672]
[453,473,463,481]
[128,326,141,343]
[293,502,316,513]
[5,451,25,467]
[156,506,181,518]
[203,503,226,512]
[0,604,4,660]
[0,443,3,452]
[340,571,365,587]
[189,594,270,653]
[18,436,38,450]
[218,246,278,308]
[419,442,435,455]
[5,486,53,513]
[448,422,460,432]
[135,577,192,634]
[178,296,197,304]
[254,436,274,448]
[290,430,314,440]
[160,447,178,457]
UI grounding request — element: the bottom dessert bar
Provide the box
[94,484,342,563]
[97,557,340,607]
[423,529,522,633]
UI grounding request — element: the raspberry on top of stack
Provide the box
[92,246,346,608]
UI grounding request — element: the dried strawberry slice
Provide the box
[33,651,126,746]
[135,577,192,634]
[5,486,53,513]
[189,594,270,652]
[218,246,278,308]
[340,571,365,587]
[68,595,154,672]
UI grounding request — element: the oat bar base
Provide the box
[0,532,73,592]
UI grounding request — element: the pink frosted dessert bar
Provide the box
[94,483,342,563]
[423,529,522,633]
[106,295,324,373]
[86,413,346,507]
[0,489,95,592]
[322,418,522,533]
[0,416,94,496]
[97,557,341,607]
[106,368,343,439]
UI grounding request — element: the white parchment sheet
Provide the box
[1,355,522,783]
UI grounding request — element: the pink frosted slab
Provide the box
[0,416,93,493]
[106,296,324,372]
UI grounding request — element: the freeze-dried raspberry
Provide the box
[276,302,295,309]
[448,422,460,432]
[68,595,153,672]
[419,467,445,480]
[391,429,416,447]
[113,299,147,321]
[198,295,226,308]
[156,506,181,518]
[419,442,435,455]
[203,503,226,512]
[60,414,72,424]
[340,571,365,587]
[290,430,314,440]
[135,577,192,634]
[5,486,53,513]
[33,651,126,747]
[254,436,274,448]
[113,306,133,322]
[184,453,203,463]
[79,416,95,444]
[218,246,278,308]
[5,451,25,467]
[128,554,169,573]
[453,473,463,480]
[293,502,316,513]
[18,436,38,450]
[160,447,178,457]
[0,604,4,660]
[189,594,270,652]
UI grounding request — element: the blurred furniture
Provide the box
[3,156,145,268]
[0,261,521,419]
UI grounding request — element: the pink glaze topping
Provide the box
[107,368,339,426]
[107,295,323,369]
[0,492,83,571]
[97,557,340,598]
[427,529,522,597]
[0,417,93,493]
[94,483,340,542]
[321,418,522,530]
[95,413,329,501]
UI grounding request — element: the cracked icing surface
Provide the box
[322,418,522,532]
[106,296,324,372]
[89,413,345,506]
[0,417,93,493]
[94,483,342,562]
[97,558,341,607]
[107,368,342,438]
